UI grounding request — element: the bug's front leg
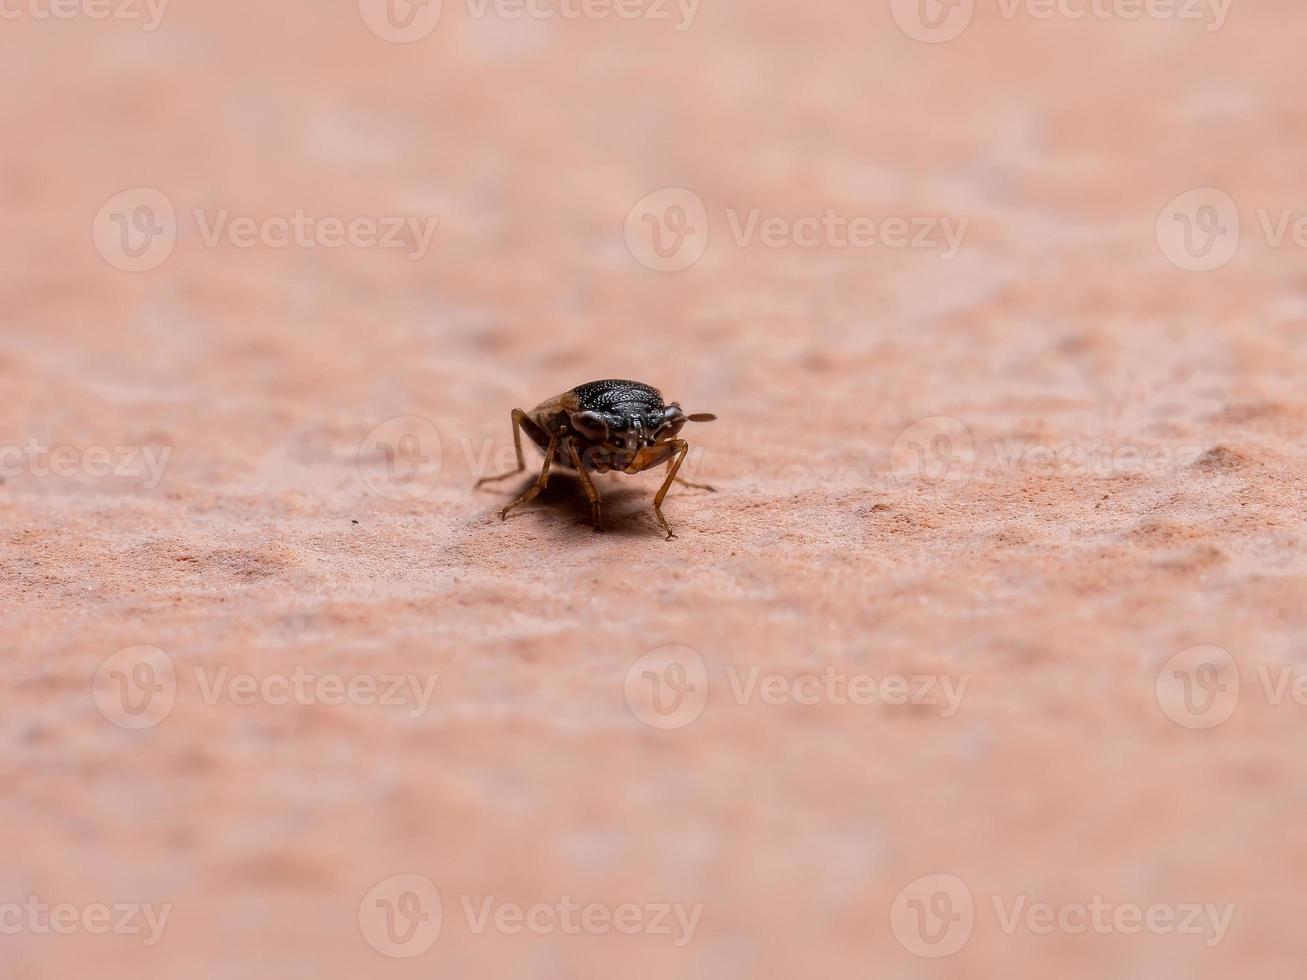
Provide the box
[653,439,692,541]
[565,438,604,533]
[670,459,716,494]
[498,430,559,521]
[475,409,535,489]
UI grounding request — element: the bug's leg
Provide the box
[653,440,691,541]
[475,409,532,489]
[499,431,558,521]
[566,438,604,533]
[671,462,716,494]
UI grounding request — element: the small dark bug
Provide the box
[476,379,717,540]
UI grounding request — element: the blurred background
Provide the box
[4,0,1307,977]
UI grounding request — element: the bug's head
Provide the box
[569,403,716,463]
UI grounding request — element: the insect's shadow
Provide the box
[490,472,658,537]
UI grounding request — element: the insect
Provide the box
[475,379,717,540]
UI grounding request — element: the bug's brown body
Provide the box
[476,379,716,540]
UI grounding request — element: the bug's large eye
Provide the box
[658,405,688,439]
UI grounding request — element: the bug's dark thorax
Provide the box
[527,380,668,473]
[571,379,665,415]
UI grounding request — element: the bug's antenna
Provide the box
[687,413,717,422]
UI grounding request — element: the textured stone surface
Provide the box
[3,1,1305,977]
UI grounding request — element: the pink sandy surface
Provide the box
[3,0,1307,976]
